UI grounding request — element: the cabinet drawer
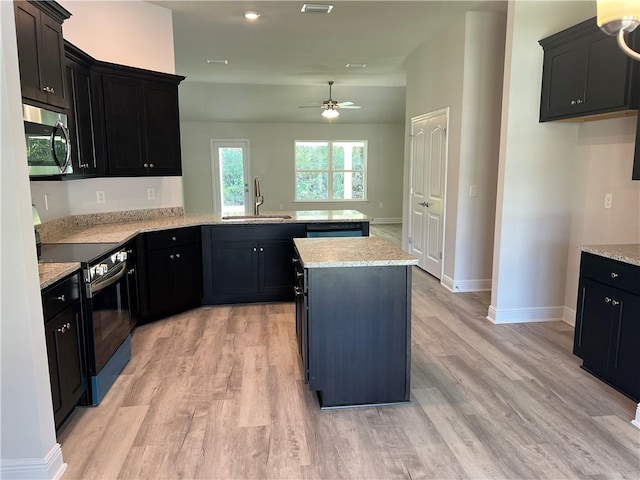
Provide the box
[145,226,200,250]
[580,252,640,295]
[42,273,81,321]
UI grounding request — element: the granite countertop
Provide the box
[37,209,371,287]
[294,237,418,268]
[39,263,81,289]
[579,244,640,267]
[41,210,371,244]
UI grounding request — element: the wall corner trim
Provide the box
[562,306,576,326]
[0,443,66,480]
[486,305,564,324]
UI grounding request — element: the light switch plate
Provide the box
[469,185,478,197]
[604,193,612,209]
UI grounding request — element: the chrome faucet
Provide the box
[253,177,264,215]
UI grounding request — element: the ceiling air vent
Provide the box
[301,4,334,14]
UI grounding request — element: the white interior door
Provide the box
[409,110,448,278]
[211,140,251,214]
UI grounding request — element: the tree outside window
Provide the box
[295,141,367,201]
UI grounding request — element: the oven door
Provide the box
[88,262,132,375]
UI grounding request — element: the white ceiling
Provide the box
[151,1,507,123]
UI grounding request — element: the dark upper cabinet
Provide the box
[633,111,639,181]
[64,42,103,177]
[539,18,639,122]
[14,0,70,109]
[96,66,184,177]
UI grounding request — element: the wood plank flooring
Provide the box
[58,228,639,479]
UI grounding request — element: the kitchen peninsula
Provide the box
[293,236,418,408]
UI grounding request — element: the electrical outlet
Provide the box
[147,188,155,200]
[379,202,384,209]
[96,191,105,204]
[604,193,613,209]
[469,185,478,197]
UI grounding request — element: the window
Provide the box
[295,141,367,201]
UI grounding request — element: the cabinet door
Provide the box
[259,239,296,298]
[584,33,632,112]
[574,279,615,376]
[145,247,177,315]
[102,74,147,176]
[39,13,67,107]
[209,241,259,298]
[542,42,588,120]
[45,302,85,429]
[66,60,101,176]
[173,243,203,310]
[609,291,640,400]
[14,1,42,102]
[143,81,182,176]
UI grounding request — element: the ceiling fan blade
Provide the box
[338,101,354,106]
[340,105,361,109]
[298,105,322,108]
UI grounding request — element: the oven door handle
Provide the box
[90,262,127,295]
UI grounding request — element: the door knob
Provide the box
[418,201,430,207]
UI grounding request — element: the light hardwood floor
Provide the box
[58,227,639,479]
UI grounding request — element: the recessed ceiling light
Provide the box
[346,63,367,69]
[244,11,260,20]
[206,59,229,65]
[301,4,334,14]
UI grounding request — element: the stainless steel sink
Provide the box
[221,214,292,220]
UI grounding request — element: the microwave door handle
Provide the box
[51,120,71,173]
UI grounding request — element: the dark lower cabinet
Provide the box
[202,224,306,304]
[574,252,640,401]
[42,272,86,429]
[137,227,202,320]
[297,262,412,408]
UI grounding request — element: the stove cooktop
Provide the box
[39,243,121,265]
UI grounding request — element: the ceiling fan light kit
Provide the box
[299,81,361,120]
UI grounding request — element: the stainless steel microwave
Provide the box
[23,104,72,177]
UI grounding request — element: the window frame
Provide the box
[293,140,368,202]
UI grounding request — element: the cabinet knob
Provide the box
[149,163,155,168]
[56,294,66,302]
[172,236,177,241]
[170,254,175,259]
[294,286,304,296]
[571,100,576,105]
[127,268,135,275]
[175,253,180,259]
[253,247,257,252]
[576,99,582,104]
[604,296,611,303]
[612,299,620,306]
[260,247,264,252]
[57,325,66,333]
[292,258,299,264]
[144,163,149,168]
[610,272,619,278]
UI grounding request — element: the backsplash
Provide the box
[36,207,184,243]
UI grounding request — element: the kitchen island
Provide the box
[293,237,418,408]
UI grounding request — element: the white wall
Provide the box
[563,116,640,323]
[403,11,506,291]
[489,1,595,323]
[180,121,405,221]
[29,0,183,222]
[1,3,65,478]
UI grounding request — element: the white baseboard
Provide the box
[370,217,402,224]
[0,443,66,480]
[562,306,576,327]
[487,305,564,324]
[632,404,640,430]
[441,275,491,293]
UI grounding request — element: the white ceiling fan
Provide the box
[299,81,361,119]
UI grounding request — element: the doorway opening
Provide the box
[210,140,251,214]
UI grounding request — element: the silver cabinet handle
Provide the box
[294,286,304,296]
[604,297,611,303]
[612,300,620,306]
[296,272,304,278]
[127,268,135,275]
[610,272,619,278]
[56,322,71,334]
[292,258,299,264]
[56,294,66,302]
